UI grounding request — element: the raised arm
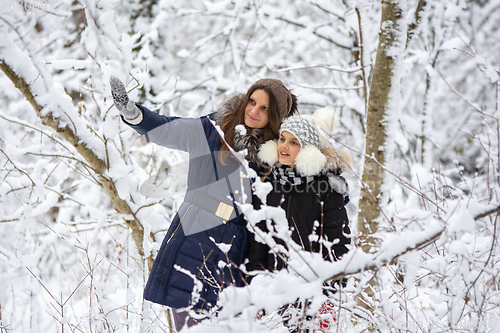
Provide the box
[110,76,209,153]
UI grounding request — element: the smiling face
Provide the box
[244,89,270,129]
[277,130,301,167]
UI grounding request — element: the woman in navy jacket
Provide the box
[110,76,297,329]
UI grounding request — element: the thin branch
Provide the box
[0,60,106,173]
[309,1,346,22]
[326,132,446,212]
[406,0,427,47]
[355,6,368,111]
[0,114,74,155]
[25,152,99,185]
[325,227,443,284]
[0,219,20,223]
[267,64,362,74]
[26,267,61,304]
[19,0,70,17]
[0,149,35,187]
[438,71,497,118]
[474,206,500,221]
[274,17,352,51]
[44,185,85,207]
[25,152,91,170]
[294,82,364,91]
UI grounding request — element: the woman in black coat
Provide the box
[247,107,351,271]
[246,108,352,330]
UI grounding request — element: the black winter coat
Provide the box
[246,172,351,272]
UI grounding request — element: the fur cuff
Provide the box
[295,145,327,176]
[257,140,279,166]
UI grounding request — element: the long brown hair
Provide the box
[218,84,286,162]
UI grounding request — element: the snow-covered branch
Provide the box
[0,43,153,269]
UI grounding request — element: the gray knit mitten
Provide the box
[110,76,141,120]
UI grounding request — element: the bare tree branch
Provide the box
[355,6,368,112]
[406,0,427,47]
[266,64,362,74]
[325,226,443,284]
[474,206,500,221]
[274,16,352,50]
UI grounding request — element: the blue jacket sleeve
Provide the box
[122,103,210,154]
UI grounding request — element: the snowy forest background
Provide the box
[1,0,500,332]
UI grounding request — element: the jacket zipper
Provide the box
[166,204,192,244]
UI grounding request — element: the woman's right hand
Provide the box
[110,76,141,120]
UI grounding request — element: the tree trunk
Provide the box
[357,0,403,252]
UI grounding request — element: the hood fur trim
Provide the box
[212,93,266,163]
[212,93,245,125]
[323,147,352,173]
[257,140,279,166]
[295,145,327,176]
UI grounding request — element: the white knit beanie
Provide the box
[279,116,322,150]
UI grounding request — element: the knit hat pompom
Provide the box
[308,107,338,150]
[295,145,327,176]
[257,139,279,166]
[312,107,338,133]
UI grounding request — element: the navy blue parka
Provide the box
[123,103,252,311]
